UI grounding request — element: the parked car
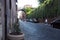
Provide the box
[26,18,39,23]
[51,19,60,29]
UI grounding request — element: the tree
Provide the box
[28,0,59,19]
[23,7,35,18]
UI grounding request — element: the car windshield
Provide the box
[55,20,60,23]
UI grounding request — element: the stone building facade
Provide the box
[1,0,17,40]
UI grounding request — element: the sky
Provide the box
[17,0,39,9]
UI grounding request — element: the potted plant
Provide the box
[8,19,24,40]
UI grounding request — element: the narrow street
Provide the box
[19,20,60,40]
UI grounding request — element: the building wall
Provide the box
[0,0,17,40]
[1,0,5,40]
[11,0,17,23]
[0,2,2,24]
[0,3,1,17]
[10,0,17,32]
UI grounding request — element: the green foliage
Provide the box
[27,0,59,19]
[24,7,33,14]
[12,20,21,34]
[23,7,35,18]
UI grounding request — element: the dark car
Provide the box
[51,19,60,29]
[26,18,39,23]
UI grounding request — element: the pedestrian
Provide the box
[17,10,26,21]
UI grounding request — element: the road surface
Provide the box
[19,20,60,40]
